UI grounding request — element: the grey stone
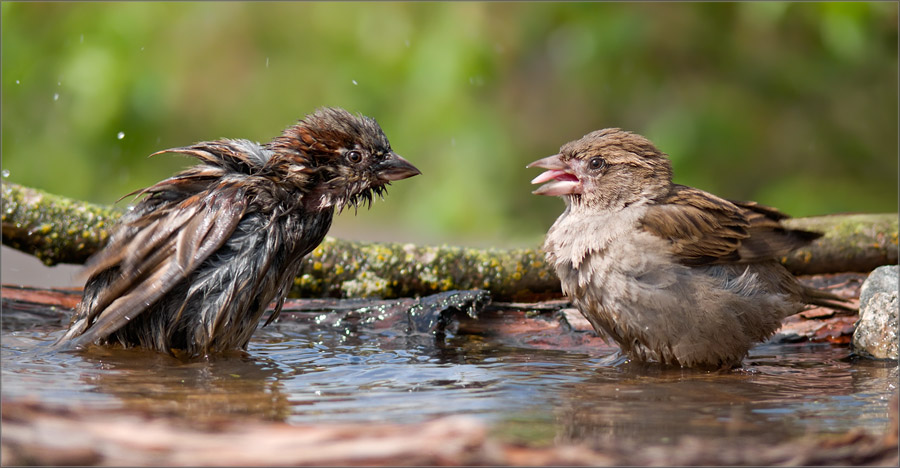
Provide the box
[852,265,898,360]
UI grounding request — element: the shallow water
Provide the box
[1,305,896,448]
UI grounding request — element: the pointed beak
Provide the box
[527,154,568,171]
[376,152,422,181]
[527,154,581,196]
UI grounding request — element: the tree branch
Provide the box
[3,181,897,299]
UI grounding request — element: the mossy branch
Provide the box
[2,181,121,266]
[291,237,554,300]
[2,181,897,299]
[782,214,899,275]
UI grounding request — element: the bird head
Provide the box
[528,128,673,209]
[268,107,421,211]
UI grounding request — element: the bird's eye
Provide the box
[346,150,363,164]
[589,157,606,170]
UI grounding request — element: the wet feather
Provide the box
[57,107,420,356]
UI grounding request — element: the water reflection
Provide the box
[254,317,511,424]
[75,347,291,424]
[550,344,897,446]
[1,306,896,448]
[2,331,291,424]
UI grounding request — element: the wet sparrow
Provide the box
[57,107,420,356]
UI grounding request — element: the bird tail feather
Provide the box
[801,286,857,314]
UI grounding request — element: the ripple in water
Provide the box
[2,307,896,446]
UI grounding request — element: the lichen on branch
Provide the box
[2,181,897,300]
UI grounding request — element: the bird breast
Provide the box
[544,204,677,292]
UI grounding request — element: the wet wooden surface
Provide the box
[2,395,896,466]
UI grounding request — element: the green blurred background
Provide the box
[3,2,897,249]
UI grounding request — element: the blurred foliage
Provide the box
[2,2,897,248]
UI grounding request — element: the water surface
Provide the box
[2,305,896,448]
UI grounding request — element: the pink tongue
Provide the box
[531,170,576,185]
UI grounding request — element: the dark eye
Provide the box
[589,157,606,170]
[346,150,363,163]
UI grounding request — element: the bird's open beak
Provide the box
[376,153,422,181]
[527,154,581,196]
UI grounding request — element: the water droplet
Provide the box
[266,57,270,68]
[15,80,19,85]
[53,93,59,101]
[117,131,125,140]
[57,81,61,86]
[80,34,84,43]
[140,47,145,52]
[2,169,9,178]
[352,79,358,85]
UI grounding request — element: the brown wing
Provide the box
[729,199,821,262]
[641,185,820,266]
[58,146,252,348]
[63,181,248,348]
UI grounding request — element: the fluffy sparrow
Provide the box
[530,128,850,368]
